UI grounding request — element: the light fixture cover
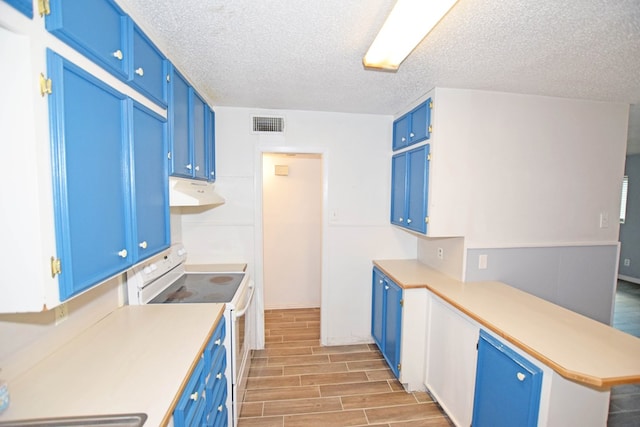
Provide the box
[363,0,459,71]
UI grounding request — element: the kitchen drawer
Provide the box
[204,318,226,369]
[173,357,206,427]
[208,386,228,427]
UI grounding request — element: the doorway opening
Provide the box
[261,152,323,311]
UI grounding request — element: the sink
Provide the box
[0,413,147,426]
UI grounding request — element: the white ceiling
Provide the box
[118,0,640,154]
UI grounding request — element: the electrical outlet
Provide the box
[54,303,68,325]
[437,248,444,260]
[624,258,631,267]
[599,212,609,228]
[478,254,488,270]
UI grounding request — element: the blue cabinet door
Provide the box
[130,25,167,107]
[406,144,429,233]
[192,90,207,180]
[47,50,131,300]
[408,101,431,144]
[392,115,410,150]
[169,66,191,177]
[473,330,543,427]
[3,0,32,18]
[384,279,402,378]
[206,107,216,182]
[371,267,385,349]
[391,152,407,226]
[130,101,170,262]
[46,0,129,79]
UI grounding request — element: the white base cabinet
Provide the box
[424,293,611,427]
[425,294,479,427]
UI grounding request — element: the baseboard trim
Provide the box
[618,274,640,285]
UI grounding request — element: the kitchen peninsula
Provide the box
[373,259,640,427]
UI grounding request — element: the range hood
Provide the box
[169,177,225,207]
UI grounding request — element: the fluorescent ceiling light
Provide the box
[363,0,459,71]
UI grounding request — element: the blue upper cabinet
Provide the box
[169,66,191,178]
[46,0,130,80]
[391,144,430,234]
[392,99,432,151]
[47,50,132,300]
[472,330,543,427]
[130,24,168,107]
[206,107,216,182]
[3,0,32,18]
[168,64,214,181]
[130,101,170,261]
[192,90,207,180]
[46,0,168,107]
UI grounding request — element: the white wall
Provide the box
[425,88,629,247]
[180,107,417,346]
[262,153,322,309]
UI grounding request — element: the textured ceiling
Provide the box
[117,0,640,154]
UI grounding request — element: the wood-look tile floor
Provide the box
[238,308,453,427]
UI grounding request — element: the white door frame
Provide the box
[253,145,329,349]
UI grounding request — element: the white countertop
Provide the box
[0,304,224,426]
[374,259,640,389]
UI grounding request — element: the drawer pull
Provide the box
[118,249,128,258]
[112,50,123,60]
[217,405,224,412]
[215,338,221,346]
[190,391,198,401]
[516,372,526,381]
[135,67,144,76]
[216,372,222,379]
[139,241,148,249]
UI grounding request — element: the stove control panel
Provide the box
[126,243,188,296]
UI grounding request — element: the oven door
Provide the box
[231,278,255,425]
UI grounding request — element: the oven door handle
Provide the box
[232,280,255,319]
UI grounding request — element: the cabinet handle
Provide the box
[139,241,148,249]
[516,372,526,381]
[117,249,128,258]
[185,164,192,170]
[215,338,221,346]
[112,50,123,60]
[401,137,406,142]
[217,405,224,412]
[190,391,199,401]
[407,218,412,224]
[385,285,389,290]
[135,67,144,76]
[216,372,222,380]
[195,165,200,172]
[410,132,415,138]
[398,217,403,222]
[210,171,215,177]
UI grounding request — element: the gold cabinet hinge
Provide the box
[427,153,431,161]
[38,0,50,16]
[428,124,433,133]
[400,299,404,307]
[50,256,61,278]
[397,363,401,371]
[39,73,52,96]
[429,100,433,109]
[425,216,430,224]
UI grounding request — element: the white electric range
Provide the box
[126,244,255,427]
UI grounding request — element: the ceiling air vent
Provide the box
[252,116,285,133]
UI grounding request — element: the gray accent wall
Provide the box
[465,245,619,324]
[619,154,640,282]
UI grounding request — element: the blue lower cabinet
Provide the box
[173,358,206,427]
[472,330,543,427]
[371,267,403,378]
[175,318,228,427]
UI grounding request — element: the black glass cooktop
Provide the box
[149,272,245,304]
